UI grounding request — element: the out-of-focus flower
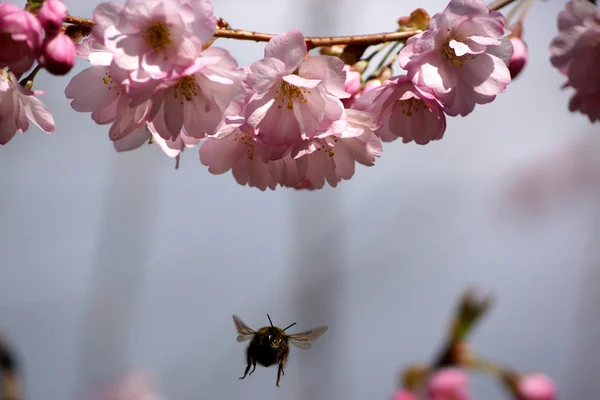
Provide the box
[549,0,600,122]
[244,29,349,148]
[95,371,166,400]
[39,32,76,75]
[427,368,470,400]
[389,389,418,400]
[398,0,513,117]
[37,0,67,34]
[0,3,43,77]
[0,69,54,145]
[92,0,217,84]
[343,65,362,96]
[549,0,598,76]
[354,75,445,144]
[517,374,556,400]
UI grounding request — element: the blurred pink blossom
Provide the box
[39,32,76,75]
[517,374,556,400]
[0,69,54,145]
[0,3,43,78]
[390,389,418,400]
[37,0,67,34]
[96,371,165,400]
[398,0,513,117]
[427,368,471,400]
[509,36,527,79]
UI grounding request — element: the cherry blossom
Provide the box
[398,0,513,117]
[92,0,217,84]
[39,32,76,75]
[509,35,527,79]
[0,69,54,145]
[0,3,43,78]
[354,75,446,145]
[427,368,471,400]
[517,374,556,400]
[37,0,67,35]
[244,29,350,148]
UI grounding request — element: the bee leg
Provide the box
[276,354,287,387]
[239,352,253,380]
[249,359,257,376]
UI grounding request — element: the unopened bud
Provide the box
[39,32,76,75]
[37,0,67,34]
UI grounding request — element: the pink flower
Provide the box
[343,65,361,96]
[39,32,76,75]
[549,0,598,76]
[65,56,153,142]
[37,0,67,34]
[145,47,244,140]
[244,29,349,147]
[427,368,470,400]
[92,0,216,84]
[398,0,513,117]
[200,124,278,191]
[0,69,54,145]
[517,374,556,400]
[95,371,165,400]
[0,3,43,78]
[389,389,418,400]
[354,75,446,145]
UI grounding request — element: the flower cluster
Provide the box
[1,0,518,190]
[550,0,600,122]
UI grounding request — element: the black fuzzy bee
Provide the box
[232,314,328,387]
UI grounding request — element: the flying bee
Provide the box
[232,314,328,387]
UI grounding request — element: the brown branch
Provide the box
[65,0,518,48]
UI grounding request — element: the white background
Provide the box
[1,0,600,399]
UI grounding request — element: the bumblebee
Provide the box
[232,314,328,387]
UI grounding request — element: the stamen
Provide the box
[173,76,198,104]
[274,81,311,110]
[143,22,172,53]
[440,39,472,68]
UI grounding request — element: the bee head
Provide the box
[267,329,284,349]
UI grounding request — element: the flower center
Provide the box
[233,133,255,160]
[274,81,310,110]
[143,22,172,52]
[441,39,472,68]
[399,98,427,116]
[173,76,198,103]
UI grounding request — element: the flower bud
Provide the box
[37,0,67,34]
[0,3,43,77]
[390,389,418,400]
[428,368,470,400]
[343,65,361,96]
[39,32,76,75]
[517,374,556,400]
[509,35,527,79]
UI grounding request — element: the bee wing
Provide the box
[287,326,328,350]
[232,315,256,342]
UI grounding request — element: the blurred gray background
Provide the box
[1,0,599,399]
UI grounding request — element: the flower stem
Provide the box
[64,0,519,49]
[19,64,42,87]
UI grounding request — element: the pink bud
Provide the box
[362,79,382,94]
[37,0,67,34]
[343,65,361,96]
[517,374,556,400]
[428,368,470,400]
[390,389,418,400]
[39,32,76,75]
[0,3,43,77]
[509,36,527,79]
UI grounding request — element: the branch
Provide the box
[64,0,518,49]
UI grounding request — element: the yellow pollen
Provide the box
[400,98,429,116]
[102,71,123,93]
[440,40,472,68]
[233,133,255,160]
[143,22,172,52]
[274,81,311,110]
[173,76,198,103]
